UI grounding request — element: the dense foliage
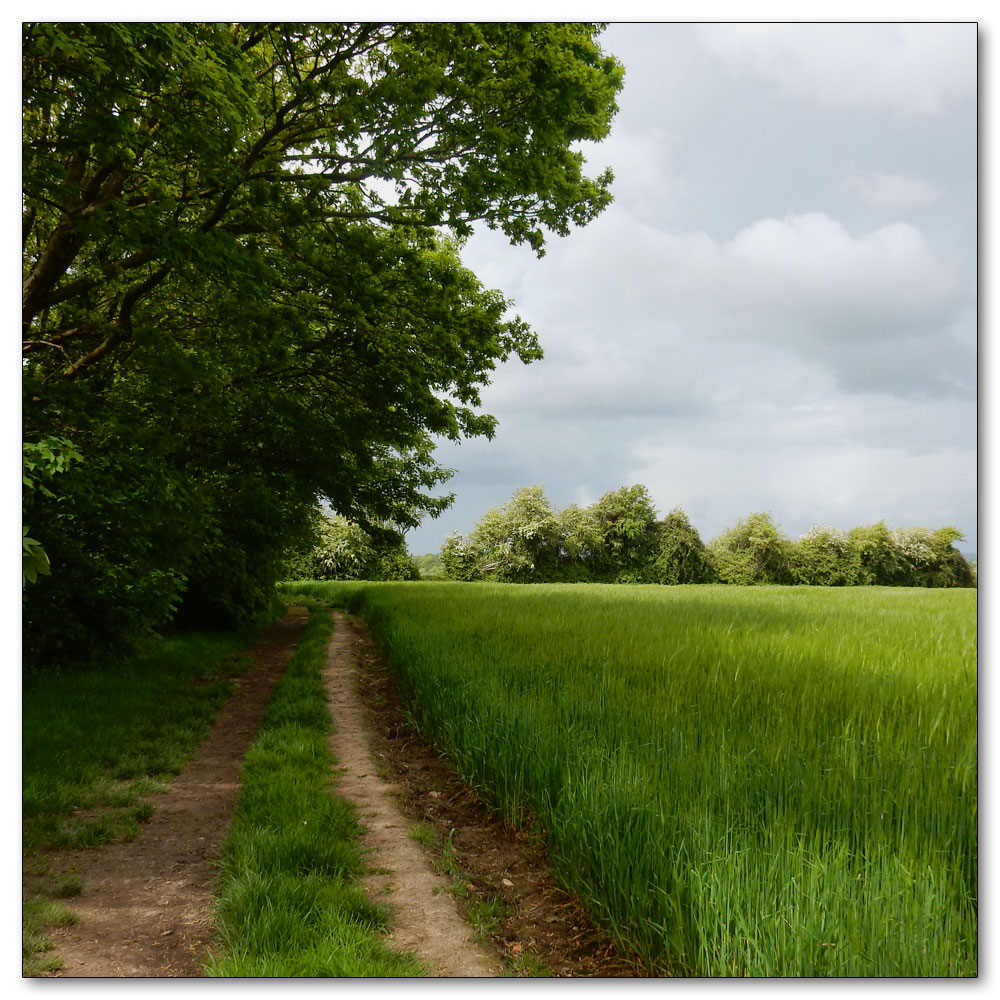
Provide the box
[409,552,447,580]
[442,485,974,587]
[21,22,622,668]
[283,512,418,582]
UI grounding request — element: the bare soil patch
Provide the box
[26,608,310,977]
[345,613,647,978]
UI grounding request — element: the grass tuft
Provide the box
[22,900,79,976]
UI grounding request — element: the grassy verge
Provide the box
[22,625,264,974]
[205,606,427,977]
[23,630,257,851]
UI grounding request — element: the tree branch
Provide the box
[61,264,171,379]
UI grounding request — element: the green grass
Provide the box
[284,581,977,978]
[22,899,79,976]
[23,630,256,851]
[205,608,427,977]
[22,624,269,976]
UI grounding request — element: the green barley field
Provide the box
[284,581,977,977]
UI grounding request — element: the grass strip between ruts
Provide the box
[205,605,427,977]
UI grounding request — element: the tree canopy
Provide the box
[441,485,718,585]
[21,22,623,667]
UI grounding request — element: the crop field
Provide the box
[285,581,977,977]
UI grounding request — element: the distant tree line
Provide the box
[438,486,976,588]
[284,513,419,583]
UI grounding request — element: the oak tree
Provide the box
[21,22,623,665]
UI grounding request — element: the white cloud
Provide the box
[507,210,964,384]
[482,340,711,421]
[582,125,680,217]
[695,23,975,117]
[464,207,971,421]
[718,213,960,330]
[841,168,945,211]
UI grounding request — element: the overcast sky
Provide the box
[405,21,979,556]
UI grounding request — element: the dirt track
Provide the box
[30,608,501,978]
[39,609,310,977]
[324,612,500,976]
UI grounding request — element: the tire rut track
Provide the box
[323,611,500,978]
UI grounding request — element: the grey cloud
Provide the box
[694,23,976,117]
[816,336,975,399]
[481,343,713,422]
[496,209,969,401]
[626,428,976,546]
[840,168,946,211]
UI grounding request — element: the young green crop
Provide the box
[285,581,977,977]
